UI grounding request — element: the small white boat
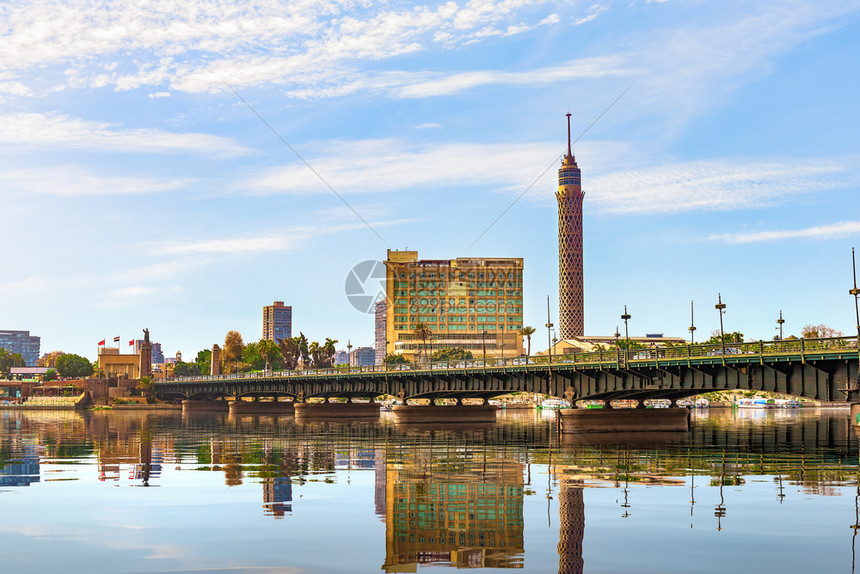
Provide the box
[539,398,571,410]
[737,398,775,409]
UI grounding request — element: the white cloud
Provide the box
[0,277,50,295]
[0,0,561,94]
[708,221,860,244]
[587,158,859,215]
[239,138,560,196]
[0,165,191,196]
[415,123,442,129]
[148,91,171,98]
[0,113,250,156]
[391,57,632,99]
[152,217,407,256]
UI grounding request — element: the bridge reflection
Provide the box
[1,409,858,570]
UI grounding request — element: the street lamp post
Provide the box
[482,330,487,366]
[776,310,785,341]
[851,248,860,345]
[545,295,554,372]
[347,340,353,374]
[688,300,697,344]
[715,294,727,358]
[621,305,631,346]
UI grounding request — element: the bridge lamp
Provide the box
[621,306,631,347]
[776,311,785,341]
[546,295,554,366]
[614,326,620,347]
[715,294,727,355]
[851,248,860,342]
[481,330,487,364]
[688,300,696,344]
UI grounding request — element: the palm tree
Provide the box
[322,338,338,368]
[520,326,536,357]
[308,341,321,368]
[296,333,310,368]
[258,339,279,371]
[413,323,432,363]
[278,337,300,369]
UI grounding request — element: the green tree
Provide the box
[383,353,410,365]
[173,362,195,377]
[519,326,536,356]
[0,348,25,376]
[194,349,212,375]
[242,341,266,371]
[707,331,745,344]
[431,347,473,362]
[43,369,58,382]
[257,339,281,371]
[295,333,310,368]
[613,339,646,350]
[55,353,94,378]
[413,323,432,363]
[321,338,338,368]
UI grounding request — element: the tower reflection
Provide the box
[557,481,584,574]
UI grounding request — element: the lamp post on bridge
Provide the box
[621,306,631,347]
[776,310,785,341]
[688,300,696,344]
[481,330,487,370]
[545,295,554,373]
[715,294,727,358]
[347,340,353,374]
[851,248,860,344]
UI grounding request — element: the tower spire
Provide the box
[566,112,572,159]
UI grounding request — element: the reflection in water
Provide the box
[0,445,40,487]
[0,408,859,573]
[557,482,584,574]
[382,447,524,571]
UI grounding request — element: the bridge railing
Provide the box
[164,336,858,383]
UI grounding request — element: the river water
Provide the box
[0,407,858,573]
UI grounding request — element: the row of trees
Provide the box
[172,331,342,376]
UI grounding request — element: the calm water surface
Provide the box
[1,408,858,573]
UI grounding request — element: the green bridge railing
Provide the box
[166,336,859,384]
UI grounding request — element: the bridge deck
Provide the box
[155,337,860,403]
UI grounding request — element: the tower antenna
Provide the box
[566,112,572,159]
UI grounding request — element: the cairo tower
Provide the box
[557,113,585,338]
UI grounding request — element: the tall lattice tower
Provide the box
[557,113,585,338]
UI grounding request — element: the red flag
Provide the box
[113,336,120,343]
[129,340,134,346]
[98,340,105,346]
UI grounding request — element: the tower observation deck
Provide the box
[557,113,585,338]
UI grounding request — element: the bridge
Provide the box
[156,336,860,405]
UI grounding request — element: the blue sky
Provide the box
[1,0,859,360]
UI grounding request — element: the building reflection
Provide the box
[557,481,584,574]
[263,476,293,518]
[381,447,524,571]
[0,444,41,487]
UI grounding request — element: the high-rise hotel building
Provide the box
[262,301,292,342]
[557,113,585,338]
[383,250,524,362]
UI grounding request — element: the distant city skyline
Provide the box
[2,1,859,360]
